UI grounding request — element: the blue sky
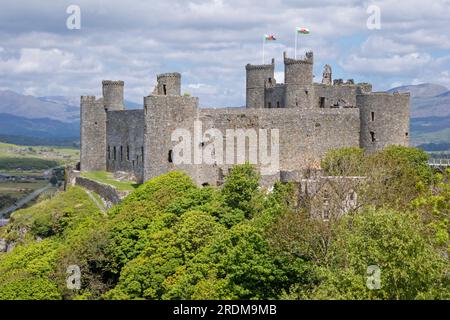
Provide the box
[0,0,449,107]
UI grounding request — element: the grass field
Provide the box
[0,142,79,168]
[0,142,79,211]
[80,171,139,191]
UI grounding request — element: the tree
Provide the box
[304,209,449,300]
[104,211,225,300]
[360,148,427,209]
[321,147,365,176]
[221,163,261,224]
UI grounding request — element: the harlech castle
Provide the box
[80,51,410,187]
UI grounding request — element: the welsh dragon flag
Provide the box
[297,27,310,34]
[264,34,276,40]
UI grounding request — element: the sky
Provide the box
[0,0,449,107]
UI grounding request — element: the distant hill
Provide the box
[0,90,80,123]
[387,83,448,99]
[0,85,448,146]
[387,83,450,118]
[0,113,79,138]
[0,90,142,124]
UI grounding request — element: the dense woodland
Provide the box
[0,146,448,300]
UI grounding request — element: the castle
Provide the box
[80,51,410,187]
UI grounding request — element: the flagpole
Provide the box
[294,29,297,59]
[262,37,265,64]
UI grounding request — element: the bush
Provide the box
[321,147,365,176]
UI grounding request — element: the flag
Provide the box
[297,27,310,34]
[264,34,276,40]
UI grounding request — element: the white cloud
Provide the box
[0,0,448,103]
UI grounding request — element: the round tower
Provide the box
[284,51,314,108]
[102,80,124,111]
[156,73,181,96]
[246,59,275,108]
[357,92,410,153]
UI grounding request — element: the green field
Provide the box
[0,142,79,168]
[80,171,139,191]
[0,142,79,211]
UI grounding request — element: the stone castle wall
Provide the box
[142,99,360,186]
[358,92,410,153]
[80,96,106,172]
[106,109,145,182]
[80,51,410,187]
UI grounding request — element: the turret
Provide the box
[284,51,313,85]
[246,59,275,108]
[156,73,181,96]
[357,92,410,153]
[80,96,107,171]
[284,51,314,108]
[322,64,332,85]
[102,80,124,111]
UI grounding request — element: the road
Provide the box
[0,183,53,218]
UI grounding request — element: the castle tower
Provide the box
[246,59,275,108]
[80,96,107,172]
[156,73,181,96]
[322,64,332,85]
[357,92,410,153]
[284,51,314,108]
[102,80,125,111]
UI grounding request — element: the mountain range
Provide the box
[0,84,449,148]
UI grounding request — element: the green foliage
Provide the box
[222,163,260,221]
[0,240,61,300]
[116,171,196,212]
[379,146,432,184]
[305,209,449,300]
[0,157,58,170]
[0,160,448,301]
[105,210,225,299]
[322,146,433,210]
[321,147,365,176]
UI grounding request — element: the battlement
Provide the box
[245,59,275,71]
[102,80,124,86]
[154,72,181,96]
[283,51,314,65]
[80,96,97,103]
[157,72,181,80]
[333,79,355,86]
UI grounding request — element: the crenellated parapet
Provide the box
[155,72,181,96]
[102,80,124,111]
[246,59,275,108]
[283,51,314,65]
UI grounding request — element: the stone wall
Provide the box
[156,73,181,96]
[75,176,130,205]
[106,109,145,182]
[313,83,357,108]
[80,51,410,189]
[143,95,199,180]
[358,92,410,153]
[265,84,286,109]
[246,61,274,109]
[143,102,360,186]
[102,80,125,111]
[80,96,107,172]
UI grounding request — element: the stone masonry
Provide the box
[80,51,410,186]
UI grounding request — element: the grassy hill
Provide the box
[0,142,79,169]
[0,154,449,300]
